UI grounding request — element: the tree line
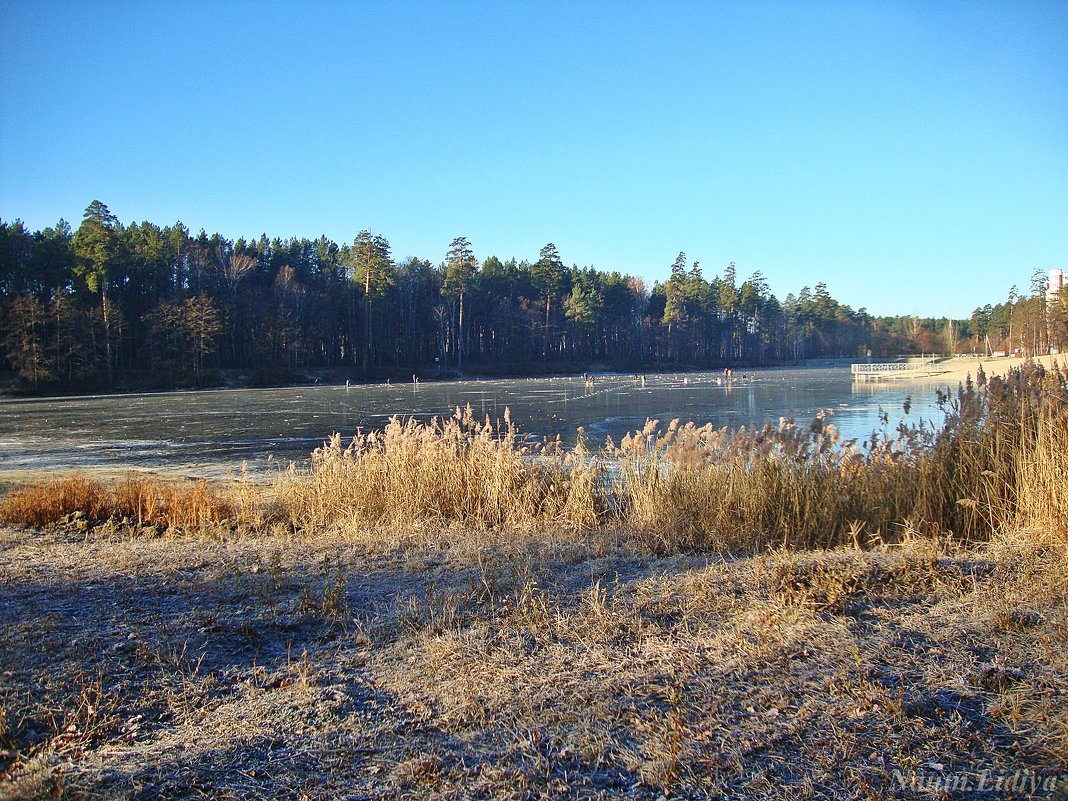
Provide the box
[1,201,1063,392]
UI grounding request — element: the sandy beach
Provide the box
[877,354,1065,385]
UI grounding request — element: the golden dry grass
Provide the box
[278,406,605,534]
[2,362,1065,556]
[272,361,1067,554]
[111,475,235,529]
[0,475,110,527]
[0,474,246,532]
[609,413,921,552]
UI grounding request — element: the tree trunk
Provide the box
[544,296,551,357]
[458,290,465,371]
[363,272,371,374]
[101,285,113,385]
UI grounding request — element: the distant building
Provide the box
[1049,268,1065,305]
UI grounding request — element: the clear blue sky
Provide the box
[1,1,1065,318]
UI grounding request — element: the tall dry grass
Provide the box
[278,362,1066,552]
[912,361,1068,542]
[0,475,110,528]
[1015,405,1068,541]
[0,474,239,531]
[279,406,605,532]
[2,363,1064,550]
[616,361,1067,551]
[609,413,924,552]
[111,475,237,529]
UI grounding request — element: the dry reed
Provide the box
[278,405,606,533]
[0,474,237,531]
[2,362,1064,551]
[277,361,1065,552]
[111,475,236,529]
[614,361,1066,551]
[0,475,110,527]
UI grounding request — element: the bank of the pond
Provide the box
[0,364,956,480]
[4,361,1066,555]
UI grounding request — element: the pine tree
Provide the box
[73,200,120,384]
[350,231,393,372]
[443,236,477,369]
[533,243,566,356]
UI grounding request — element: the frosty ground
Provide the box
[1,520,1064,800]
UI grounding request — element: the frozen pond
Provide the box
[0,368,959,478]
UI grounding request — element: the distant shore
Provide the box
[4,355,1062,399]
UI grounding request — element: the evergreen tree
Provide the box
[349,230,393,372]
[443,236,477,369]
[564,271,602,359]
[73,201,121,383]
[533,243,566,355]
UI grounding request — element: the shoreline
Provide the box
[3,355,1062,402]
[860,354,1063,386]
[0,356,1061,488]
[7,355,1057,402]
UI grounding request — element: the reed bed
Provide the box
[2,362,1065,551]
[278,406,605,533]
[274,361,1066,551]
[0,474,239,531]
[0,475,111,528]
[610,412,922,552]
[615,360,1068,551]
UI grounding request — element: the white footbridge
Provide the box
[850,359,943,382]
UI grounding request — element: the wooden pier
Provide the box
[850,359,943,382]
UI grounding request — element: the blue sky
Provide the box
[1,1,1065,317]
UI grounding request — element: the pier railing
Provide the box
[851,359,940,380]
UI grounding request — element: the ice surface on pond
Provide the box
[0,368,954,478]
